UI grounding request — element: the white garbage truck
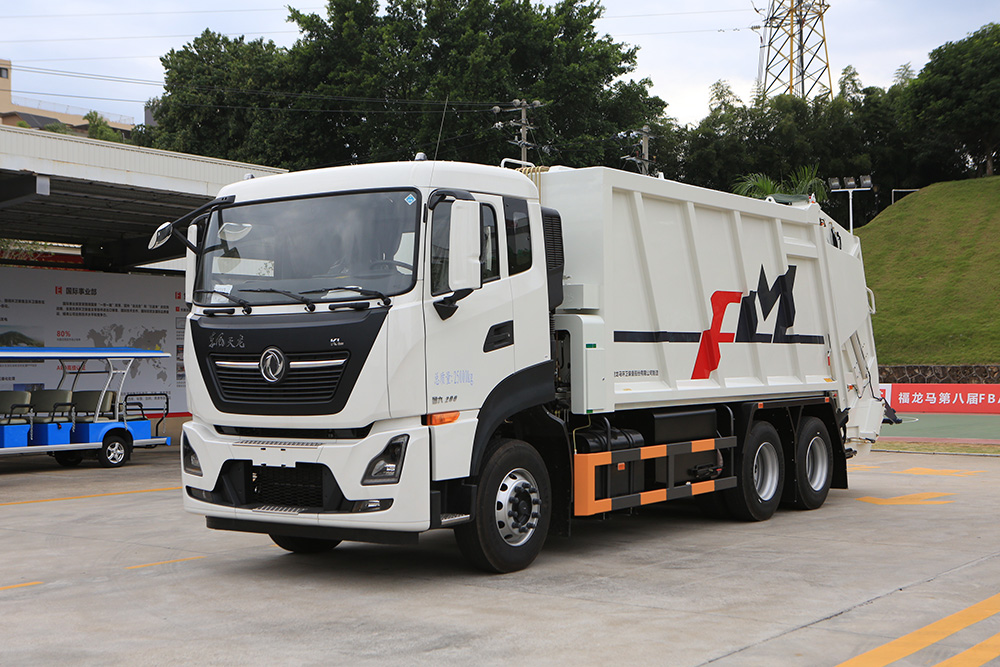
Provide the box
[150,159,883,572]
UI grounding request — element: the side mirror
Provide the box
[149,221,173,250]
[447,200,482,293]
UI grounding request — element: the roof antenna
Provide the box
[433,93,449,161]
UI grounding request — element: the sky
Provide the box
[2,0,997,130]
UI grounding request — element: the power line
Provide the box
[618,26,759,37]
[2,31,300,44]
[1,7,322,19]
[600,9,756,20]
[15,90,500,115]
[13,66,509,108]
[1,6,748,21]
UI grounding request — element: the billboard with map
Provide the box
[0,266,187,413]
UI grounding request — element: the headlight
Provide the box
[362,434,408,485]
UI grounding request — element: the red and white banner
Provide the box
[880,383,1000,415]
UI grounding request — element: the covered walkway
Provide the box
[0,125,284,270]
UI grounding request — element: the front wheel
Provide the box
[455,439,551,573]
[98,435,130,468]
[270,534,341,554]
[724,421,785,521]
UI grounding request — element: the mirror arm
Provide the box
[433,288,474,320]
[172,226,198,253]
[156,194,237,252]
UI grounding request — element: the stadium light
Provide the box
[829,175,873,233]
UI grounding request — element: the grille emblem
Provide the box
[259,347,287,383]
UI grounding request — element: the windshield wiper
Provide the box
[301,285,392,307]
[193,289,252,314]
[242,287,317,312]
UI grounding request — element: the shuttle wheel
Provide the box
[98,435,130,468]
[54,451,84,468]
[725,421,784,521]
[270,534,341,554]
[455,439,551,573]
[790,417,833,510]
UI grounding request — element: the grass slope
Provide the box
[856,176,1000,365]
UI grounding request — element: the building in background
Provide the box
[0,59,133,138]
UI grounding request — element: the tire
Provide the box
[790,417,833,510]
[454,439,551,573]
[54,451,84,468]
[724,421,785,521]
[98,435,130,468]
[270,534,341,554]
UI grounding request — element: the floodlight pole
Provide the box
[830,187,871,233]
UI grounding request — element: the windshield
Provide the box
[194,190,420,307]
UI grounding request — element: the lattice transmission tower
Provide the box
[755,1,834,100]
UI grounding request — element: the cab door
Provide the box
[423,195,514,479]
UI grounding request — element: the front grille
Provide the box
[210,352,348,404]
[250,465,324,508]
[215,424,372,440]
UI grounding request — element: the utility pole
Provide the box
[621,125,654,175]
[493,99,542,163]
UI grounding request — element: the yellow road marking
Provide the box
[849,464,881,471]
[126,556,206,570]
[893,468,986,478]
[858,492,955,505]
[0,581,42,591]
[837,591,1000,667]
[934,631,1000,667]
[0,487,182,507]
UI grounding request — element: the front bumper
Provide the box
[182,419,430,533]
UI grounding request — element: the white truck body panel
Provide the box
[540,167,881,447]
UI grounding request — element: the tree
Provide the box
[732,164,826,201]
[154,30,290,164]
[909,23,1000,176]
[84,111,124,143]
[152,0,668,170]
[732,173,782,199]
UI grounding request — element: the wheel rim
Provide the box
[493,467,540,547]
[753,442,780,502]
[804,435,830,492]
[106,441,126,465]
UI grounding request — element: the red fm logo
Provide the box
[691,266,823,379]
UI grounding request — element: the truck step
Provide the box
[252,505,305,515]
[438,513,471,527]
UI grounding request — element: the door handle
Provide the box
[483,320,514,352]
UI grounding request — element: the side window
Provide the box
[503,197,532,275]
[481,205,500,282]
[430,202,451,296]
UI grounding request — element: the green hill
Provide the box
[856,177,1000,365]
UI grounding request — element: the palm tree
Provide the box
[732,165,827,201]
[732,173,783,199]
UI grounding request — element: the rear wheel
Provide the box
[724,421,785,521]
[53,451,84,468]
[455,439,551,573]
[98,435,130,468]
[790,417,833,510]
[270,534,341,554]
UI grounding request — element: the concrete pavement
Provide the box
[1,447,999,665]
